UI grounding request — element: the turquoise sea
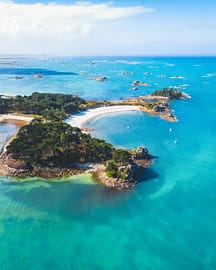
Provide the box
[0,56,216,269]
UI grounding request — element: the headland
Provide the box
[0,88,190,189]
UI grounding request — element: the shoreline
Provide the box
[0,114,34,124]
[0,151,150,189]
[66,103,177,129]
[0,90,188,189]
[140,106,177,122]
[66,105,140,128]
[0,131,152,190]
[0,106,150,190]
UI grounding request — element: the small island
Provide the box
[132,80,151,87]
[0,119,151,189]
[150,88,191,100]
[0,88,190,189]
[119,87,191,122]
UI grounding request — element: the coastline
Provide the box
[0,106,151,190]
[0,150,150,189]
[0,90,189,189]
[0,130,152,190]
[66,105,140,128]
[66,103,177,130]
[0,157,85,179]
[140,106,177,122]
[0,114,34,124]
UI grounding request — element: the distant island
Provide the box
[150,88,191,100]
[0,89,190,189]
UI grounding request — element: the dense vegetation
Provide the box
[2,92,151,180]
[105,160,119,178]
[105,149,132,178]
[0,98,10,114]
[7,119,115,167]
[0,92,88,120]
[7,120,135,177]
[143,101,169,112]
[144,102,163,110]
[151,88,182,99]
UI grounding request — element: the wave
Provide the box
[170,76,185,79]
[202,73,216,78]
[110,60,142,65]
[164,63,176,67]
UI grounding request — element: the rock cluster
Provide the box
[152,102,170,113]
[132,146,150,160]
[92,146,152,190]
[133,80,150,87]
[32,74,43,78]
[92,76,107,81]
[92,164,138,190]
[0,152,84,179]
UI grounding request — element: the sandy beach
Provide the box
[0,114,34,124]
[66,105,140,128]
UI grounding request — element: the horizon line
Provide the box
[1,54,216,58]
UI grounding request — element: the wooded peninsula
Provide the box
[0,88,190,189]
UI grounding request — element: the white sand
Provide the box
[0,114,34,123]
[66,105,140,128]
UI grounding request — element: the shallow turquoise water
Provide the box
[0,57,216,269]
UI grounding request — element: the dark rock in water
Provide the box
[122,71,133,75]
[125,164,139,181]
[118,163,142,182]
[14,76,23,80]
[133,80,140,85]
[133,146,150,160]
[32,74,43,78]
[133,80,150,87]
[92,76,107,81]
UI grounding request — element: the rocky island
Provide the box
[0,88,190,189]
[0,119,151,189]
[117,87,191,122]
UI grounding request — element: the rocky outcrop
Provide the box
[0,152,84,179]
[0,152,141,188]
[133,80,150,87]
[91,76,107,81]
[132,146,150,160]
[32,74,43,78]
[152,102,170,113]
[92,164,139,190]
[92,147,152,190]
[119,163,144,182]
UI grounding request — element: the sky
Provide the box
[0,0,216,56]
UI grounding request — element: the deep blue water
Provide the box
[0,56,216,269]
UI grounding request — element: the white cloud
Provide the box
[0,1,154,54]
